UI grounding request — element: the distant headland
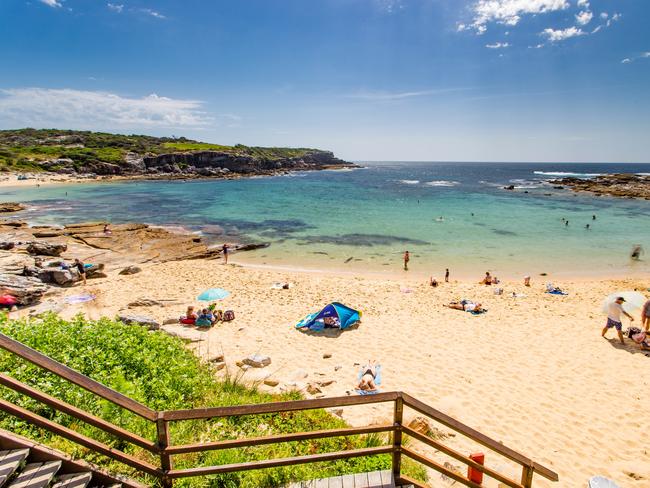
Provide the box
[0,128,356,181]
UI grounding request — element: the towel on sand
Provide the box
[356,365,382,395]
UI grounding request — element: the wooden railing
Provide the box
[0,332,559,487]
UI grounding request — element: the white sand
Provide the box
[18,260,650,487]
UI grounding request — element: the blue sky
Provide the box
[0,0,648,162]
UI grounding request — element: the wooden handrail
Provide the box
[0,373,158,453]
[160,391,399,421]
[0,397,161,477]
[167,445,394,479]
[0,333,157,421]
[402,426,524,488]
[0,331,559,486]
[165,424,395,455]
[401,392,558,482]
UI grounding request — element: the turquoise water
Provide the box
[2,162,650,279]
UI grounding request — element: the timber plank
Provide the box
[0,449,30,487]
[8,461,62,488]
[328,475,343,488]
[353,472,368,487]
[52,472,93,488]
[366,471,383,487]
[341,474,355,488]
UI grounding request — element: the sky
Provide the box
[0,0,649,162]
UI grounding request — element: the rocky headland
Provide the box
[550,173,650,200]
[0,128,356,182]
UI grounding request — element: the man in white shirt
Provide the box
[601,297,634,344]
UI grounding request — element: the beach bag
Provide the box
[627,327,642,339]
[223,310,235,321]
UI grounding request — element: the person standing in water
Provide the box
[631,244,643,261]
[403,251,410,270]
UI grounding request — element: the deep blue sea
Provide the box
[2,162,650,278]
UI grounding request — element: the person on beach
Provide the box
[631,244,643,261]
[524,275,531,287]
[642,299,650,332]
[445,300,483,313]
[480,272,492,285]
[103,224,112,235]
[429,277,438,287]
[445,268,449,282]
[196,308,215,327]
[357,361,379,392]
[222,243,230,264]
[180,306,198,325]
[74,258,86,285]
[602,297,634,344]
[403,251,410,270]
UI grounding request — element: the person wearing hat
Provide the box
[602,296,634,344]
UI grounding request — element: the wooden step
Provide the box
[0,449,30,487]
[7,461,62,488]
[52,472,93,488]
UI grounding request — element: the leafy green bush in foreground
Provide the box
[0,313,426,487]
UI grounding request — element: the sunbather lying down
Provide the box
[445,300,483,313]
[357,361,379,392]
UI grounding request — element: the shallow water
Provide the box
[3,162,650,279]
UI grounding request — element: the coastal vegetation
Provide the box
[0,313,426,487]
[0,129,322,173]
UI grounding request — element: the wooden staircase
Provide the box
[0,429,144,488]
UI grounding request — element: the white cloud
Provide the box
[577,0,589,7]
[620,52,650,65]
[541,26,585,41]
[40,0,62,7]
[376,0,404,13]
[575,10,592,25]
[466,0,570,33]
[591,25,601,33]
[0,88,214,129]
[599,12,608,19]
[486,42,511,48]
[107,3,124,13]
[141,8,165,19]
[621,58,631,64]
[642,52,650,58]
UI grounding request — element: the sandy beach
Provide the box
[12,257,648,487]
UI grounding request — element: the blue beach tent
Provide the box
[295,302,361,332]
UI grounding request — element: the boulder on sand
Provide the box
[26,242,67,257]
[242,354,271,368]
[118,314,161,330]
[0,274,48,305]
[119,265,142,275]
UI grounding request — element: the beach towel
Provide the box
[468,308,487,315]
[546,290,568,296]
[64,294,96,304]
[588,476,620,488]
[355,365,382,395]
[271,282,292,290]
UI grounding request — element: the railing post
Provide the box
[157,414,173,488]
[521,465,534,488]
[392,394,403,483]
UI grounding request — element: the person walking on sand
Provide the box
[74,258,87,286]
[222,243,230,264]
[403,251,410,271]
[602,296,634,344]
[445,268,449,282]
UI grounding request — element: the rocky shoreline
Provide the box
[550,173,650,200]
[0,212,268,307]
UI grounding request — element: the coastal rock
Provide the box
[0,202,26,213]
[550,173,650,200]
[118,314,161,330]
[306,383,322,395]
[48,268,76,286]
[26,242,67,256]
[323,353,332,359]
[242,354,271,368]
[119,265,142,275]
[0,242,15,250]
[0,274,48,305]
[263,379,279,387]
[231,242,270,252]
[407,416,433,436]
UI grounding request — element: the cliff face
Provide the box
[139,150,352,176]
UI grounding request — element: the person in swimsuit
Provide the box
[357,361,378,391]
[74,258,87,285]
[403,251,410,270]
[444,300,483,313]
[222,243,230,264]
[480,272,492,285]
[445,268,449,282]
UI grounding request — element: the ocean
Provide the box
[3,162,650,279]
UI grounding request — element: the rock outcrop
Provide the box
[0,274,48,305]
[26,242,68,257]
[0,202,26,213]
[550,173,650,200]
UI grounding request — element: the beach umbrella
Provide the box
[197,288,230,301]
[601,291,646,315]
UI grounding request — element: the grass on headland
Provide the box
[0,313,426,487]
